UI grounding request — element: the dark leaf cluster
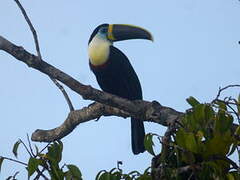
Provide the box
[151,96,240,179]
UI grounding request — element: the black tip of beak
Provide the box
[109,24,153,42]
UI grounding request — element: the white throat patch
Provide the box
[88,35,112,66]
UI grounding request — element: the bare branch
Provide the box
[31,102,181,142]
[1,35,239,143]
[0,156,27,166]
[31,103,129,141]
[0,35,183,142]
[215,84,240,100]
[27,134,34,156]
[14,0,41,58]
[0,36,148,114]
[35,168,49,180]
[14,0,74,111]
[19,139,33,157]
[212,84,240,123]
[50,79,75,111]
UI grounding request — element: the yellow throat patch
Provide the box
[88,35,112,66]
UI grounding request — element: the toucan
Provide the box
[88,24,153,154]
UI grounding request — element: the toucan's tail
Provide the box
[131,118,145,154]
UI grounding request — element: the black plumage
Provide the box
[89,46,145,154]
[88,24,150,154]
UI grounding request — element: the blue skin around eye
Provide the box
[97,29,108,39]
[98,27,108,35]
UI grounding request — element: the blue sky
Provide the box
[0,0,240,179]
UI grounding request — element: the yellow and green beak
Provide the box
[107,24,153,42]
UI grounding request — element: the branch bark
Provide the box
[0,35,183,142]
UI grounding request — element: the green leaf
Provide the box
[138,174,152,180]
[234,125,240,136]
[175,129,186,149]
[112,172,122,179]
[216,101,227,111]
[203,104,214,125]
[46,142,64,180]
[122,174,131,180]
[0,157,4,172]
[110,174,121,180]
[176,129,201,153]
[202,161,223,178]
[96,170,107,180]
[65,171,72,180]
[48,162,64,180]
[127,170,140,176]
[237,94,240,115]
[192,104,206,129]
[215,111,233,134]
[196,130,204,142]
[144,133,155,156]
[185,132,199,153]
[183,104,214,133]
[181,151,195,164]
[47,141,63,164]
[34,145,39,155]
[66,164,82,179]
[98,172,111,180]
[204,132,232,157]
[28,157,39,177]
[12,140,21,158]
[109,168,118,174]
[186,96,200,107]
[227,173,235,180]
[227,171,240,180]
[58,140,63,152]
[228,143,238,156]
[143,167,151,175]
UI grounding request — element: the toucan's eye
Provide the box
[99,27,108,34]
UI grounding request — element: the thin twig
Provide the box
[39,142,51,154]
[60,163,67,170]
[50,79,74,111]
[214,99,240,121]
[212,85,240,123]
[238,146,240,173]
[35,168,49,180]
[14,0,74,111]
[27,134,34,156]
[12,171,20,179]
[0,156,27,166]
[19,139,33,157]
[215,85,240,100]
[13,0,41,58]
[226,103,240,122]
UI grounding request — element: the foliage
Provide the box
[150,95,240,179]
[1,87,240,179]
[0,140,82,180]
[96,161,151,180]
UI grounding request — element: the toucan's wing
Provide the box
[90,46,142,100]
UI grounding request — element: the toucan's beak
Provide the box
[107,24,153,42]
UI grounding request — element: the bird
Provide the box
[88,24,153,154]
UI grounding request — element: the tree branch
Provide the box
[0,35,183,142]
[14,0,41,58]
[32,103,128,142]
[14,0,74,111]
[32,102,182,142]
